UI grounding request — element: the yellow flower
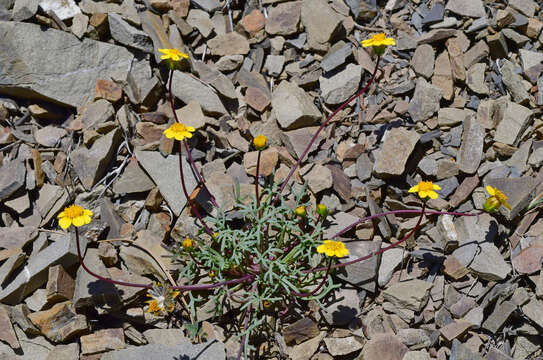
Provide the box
[145,282,180,317]
[158,48,189,62]
[317,240,349,258]
[295,205,306,217]
[361,33,396,47]
[163,122,195,141]
[253,135,267,151]
[57,205,93,230]
[361,33,395,55]
[182,237,194,250]
[316,204,328,217]
[408,181,441,200]
[208,270,215,278]
[484,186,511,211]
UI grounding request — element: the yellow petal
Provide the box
[59,217,72,230]
[81,215,92,225]
[57,211,65,218]
[503,201,512,210]
[419,190,429,198]
[433,184,442,190]
[428,191,438,199]
[486,185,495,196]
[72,216,85,227]
[317,244,326,254]
[186,126,195,132]
[408,185,419,193]
[84,209,93,216]
[361,39,373,47]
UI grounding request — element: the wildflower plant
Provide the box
[58,36,518,359]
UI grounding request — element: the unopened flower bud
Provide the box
[483,196,501,213]
[182,237,194,250]
[316,204,328,217]
[295,206,306,217]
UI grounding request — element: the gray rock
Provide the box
[321,288,359,326]
[494,101,532,146]
[321,42,352,73]
[408,78,443,122]
[272,80,321,130]
[109,13,153,53]
[485,177,539,220]
[338,239,381,292]
[45,343,80,360]
[301,163,332,194]
[101,342,225,360]
[0,21,133,108]
[519,49,543,83]
[373,127,419,178]
[501,60,530,105]
[0,160,26,202]
[77,99,115,129]
[411,44,435,79]
[450,338,484,360]
[73,248,121,311]
[192,61,237,100]
[378,246,405,287]
[434,176,459,198]
[383,279,433,312]
[135,150,197,216]
[319,64,362,105]
[438,108,470,127]
[463,40,489,69]
[171,71,227,116]
[356,153,373,181]
[522,299,543,328]
[445,0,485,18]
[538,76,543,106]
[143,329,187,345]
[39,0,80,20]
[466,63,489,94]
[207,31,249,56]
[281,126,326,159]
[112,160,155,194]
[186,9,213,38]
[264,55,285,77]
[265,1,301,35]
[418,157,438,176]
[469,242,511,281]
[324,336,363,357]
[0,233,87,305]
[502,28,529,46]
[482,300,516,334]
[458,113,484,174]
[12,0,37,21]
[509,0,537,17]
[34,126,67,147]
[71,129,121,190]
[301,0,342,51]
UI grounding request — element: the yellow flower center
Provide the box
[147,300,162,313]
[64,205,84,219]
[171,123,188,132]
[373,33,386,42]
[325,242,343,252]
[417,181,435,192]
[253,135,267,150]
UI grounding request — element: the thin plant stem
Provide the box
[237,283,257,360]
[183,139,218,208]
[304,203,429,274]
[332,209,484,239]
[178,140,213,236]
[255,150,261,218]
[291,257,332,297]
[75,228,151,289]
[272,56,381,205]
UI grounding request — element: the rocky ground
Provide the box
[1,0,543,358]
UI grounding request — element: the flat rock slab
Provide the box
[0,21,133,108]
[272,80,321,130]
[171,71,228,116]
[0,233,86,305]
[382,279,433,312]
[100,342,225,360]
[135,150,197,216]
[0,160,26,202]
[408,78,443,122]
[469,242,511,281]
[373,127,420,178]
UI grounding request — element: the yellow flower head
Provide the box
[163,122,195,141]
[253,135,267,151]
[317,240,349,258]
[295,205,306,217]
[484,186,511,211]
[145,282,180,317]
[361,33,395,55]
[208,270,215,278]
[57,205,93,230]
[182,237,194,250]
[158,48,189,62]
[408,181,441,200]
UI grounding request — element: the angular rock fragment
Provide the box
[408,78,442,122]
[373,127,419,178]
[28,301,88,343]
[271,80,321,130]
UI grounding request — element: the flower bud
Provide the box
[316,204,328,217]
[263,300,272,308]
[208,270,215,278]
[483,196,500,213]
[253,135,267,151]
[295,206,306,217]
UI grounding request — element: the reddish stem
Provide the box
[183,139,218,208]
[236,283,257,360]
[291,258,331,297]
[255,151,261,218]
[272,56,381,205]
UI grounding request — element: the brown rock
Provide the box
[244,86,271,112]
[94,79,122,103]
[446,37,466,82]
[283,317,319,345]
[208,32,250,56]
[432,50,454,100]
[443,255,469,280]
[360,333,408,360]
[28,301,88,343]
[135,122,168,146]
[439,320,471,342]
[0,305,20,350]
[171,0,189,17]
[265,1,301,35]
[243,148,279,177]
[46,265,75,303]
[241,9,265,34]
[512,244,543,274]
[449,175,479,208]
[81,328,125,355]
[463,40,489,69]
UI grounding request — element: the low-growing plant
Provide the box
[57,34,517,359]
